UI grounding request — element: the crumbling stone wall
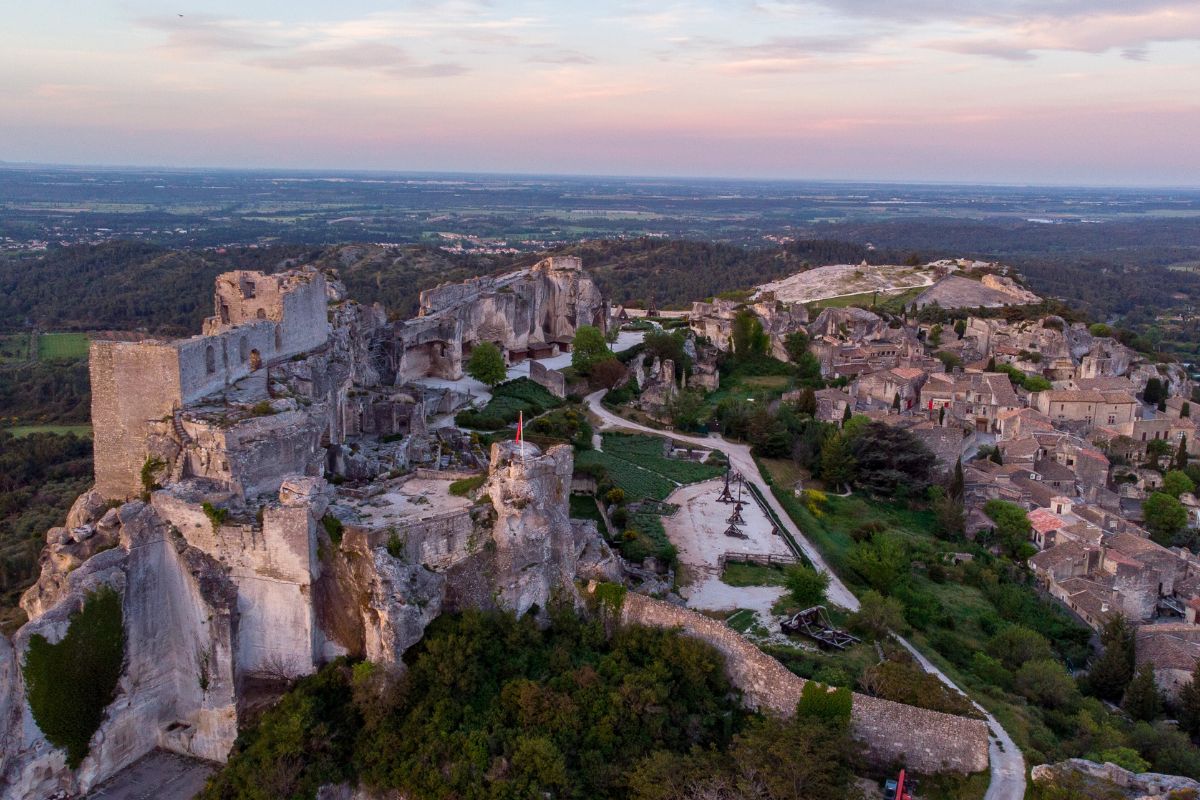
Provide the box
[619,593,989,775]
[204,268,330,358]
[529,360,566,399]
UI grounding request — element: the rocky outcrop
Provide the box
[20,506,122,621]
[393,256,607,382]
[362,553,444,667]
[480,441,581,616]
[1,502,239,799]
[1031,758,1200,799]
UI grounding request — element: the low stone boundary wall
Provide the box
[414,468,481,481]
[619,592,990,775]
[529,361,566,399]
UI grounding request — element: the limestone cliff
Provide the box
[2,260,619,796]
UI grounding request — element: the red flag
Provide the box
[516,410,523,444]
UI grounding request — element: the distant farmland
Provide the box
[36,332,89,360]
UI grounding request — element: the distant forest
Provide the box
[4,219,1199,338]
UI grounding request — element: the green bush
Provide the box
[796,681,852,723]
[448,474,486,497]
[321,513,344,544]
[23,586,125,768]
[205,611,746,800]
[202,501,229,532]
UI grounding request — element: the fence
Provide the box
[717,551,802,570]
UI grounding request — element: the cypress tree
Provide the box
[951,458,965,500]
[1177,660,1200,739]
[1123,662,1163,722]
[1176,435,1189,472]
[1086,615,1136,702]
[842,404,852,424]
[892,392,901,411]
[986,356,997,372]
[1183,401,1192,418]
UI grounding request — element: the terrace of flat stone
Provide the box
[333,476,474,528]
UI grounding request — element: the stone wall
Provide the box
[619,593,989,775]
[529,360,566,398]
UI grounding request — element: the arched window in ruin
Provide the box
[274,325,282,351]
[249,349,262,371]
[205,344,216,375]
[239,336,249,364]
[256,308,267,320]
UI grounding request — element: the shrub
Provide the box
[201,501,229,532]
[448,474,486,497]
[321,513,344,544]
[784,564,830,608]
[23,586,125,768]
[250,400,274,416]
[140,456,165,492]
[796,681,852,723]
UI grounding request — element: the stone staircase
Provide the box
[169,409,193,483]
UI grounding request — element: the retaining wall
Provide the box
[620,593,990,775]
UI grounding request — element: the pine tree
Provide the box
[1177,660,1200,739]
[1122,663,1163,722]
[1085,614,1136,702]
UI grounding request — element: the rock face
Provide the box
[392,256,607,382]
[1031,758,1200,799]
[479,441,581,616]
[688,297,808,362]
[1,502,239,799]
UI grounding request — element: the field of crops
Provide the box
[575,450,676,501]
[37,333,89,360]
[602,433,724,484]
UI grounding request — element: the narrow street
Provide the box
[585,391,1027,800]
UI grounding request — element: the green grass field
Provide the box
[37,333,90,361]
[4,425,93,438]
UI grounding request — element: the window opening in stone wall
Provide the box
[239,336,249,364]
[205,345,216,374]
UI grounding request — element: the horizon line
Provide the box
[3,159,1199,193]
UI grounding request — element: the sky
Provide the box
[2,1,1199,185]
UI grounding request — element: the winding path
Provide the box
[585,391,1026,800]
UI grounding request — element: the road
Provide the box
[585,391,1027,800]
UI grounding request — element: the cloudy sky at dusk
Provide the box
[3,1,1199,185]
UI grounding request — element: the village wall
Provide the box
[619,593,990,775]
[529,360,566,398]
